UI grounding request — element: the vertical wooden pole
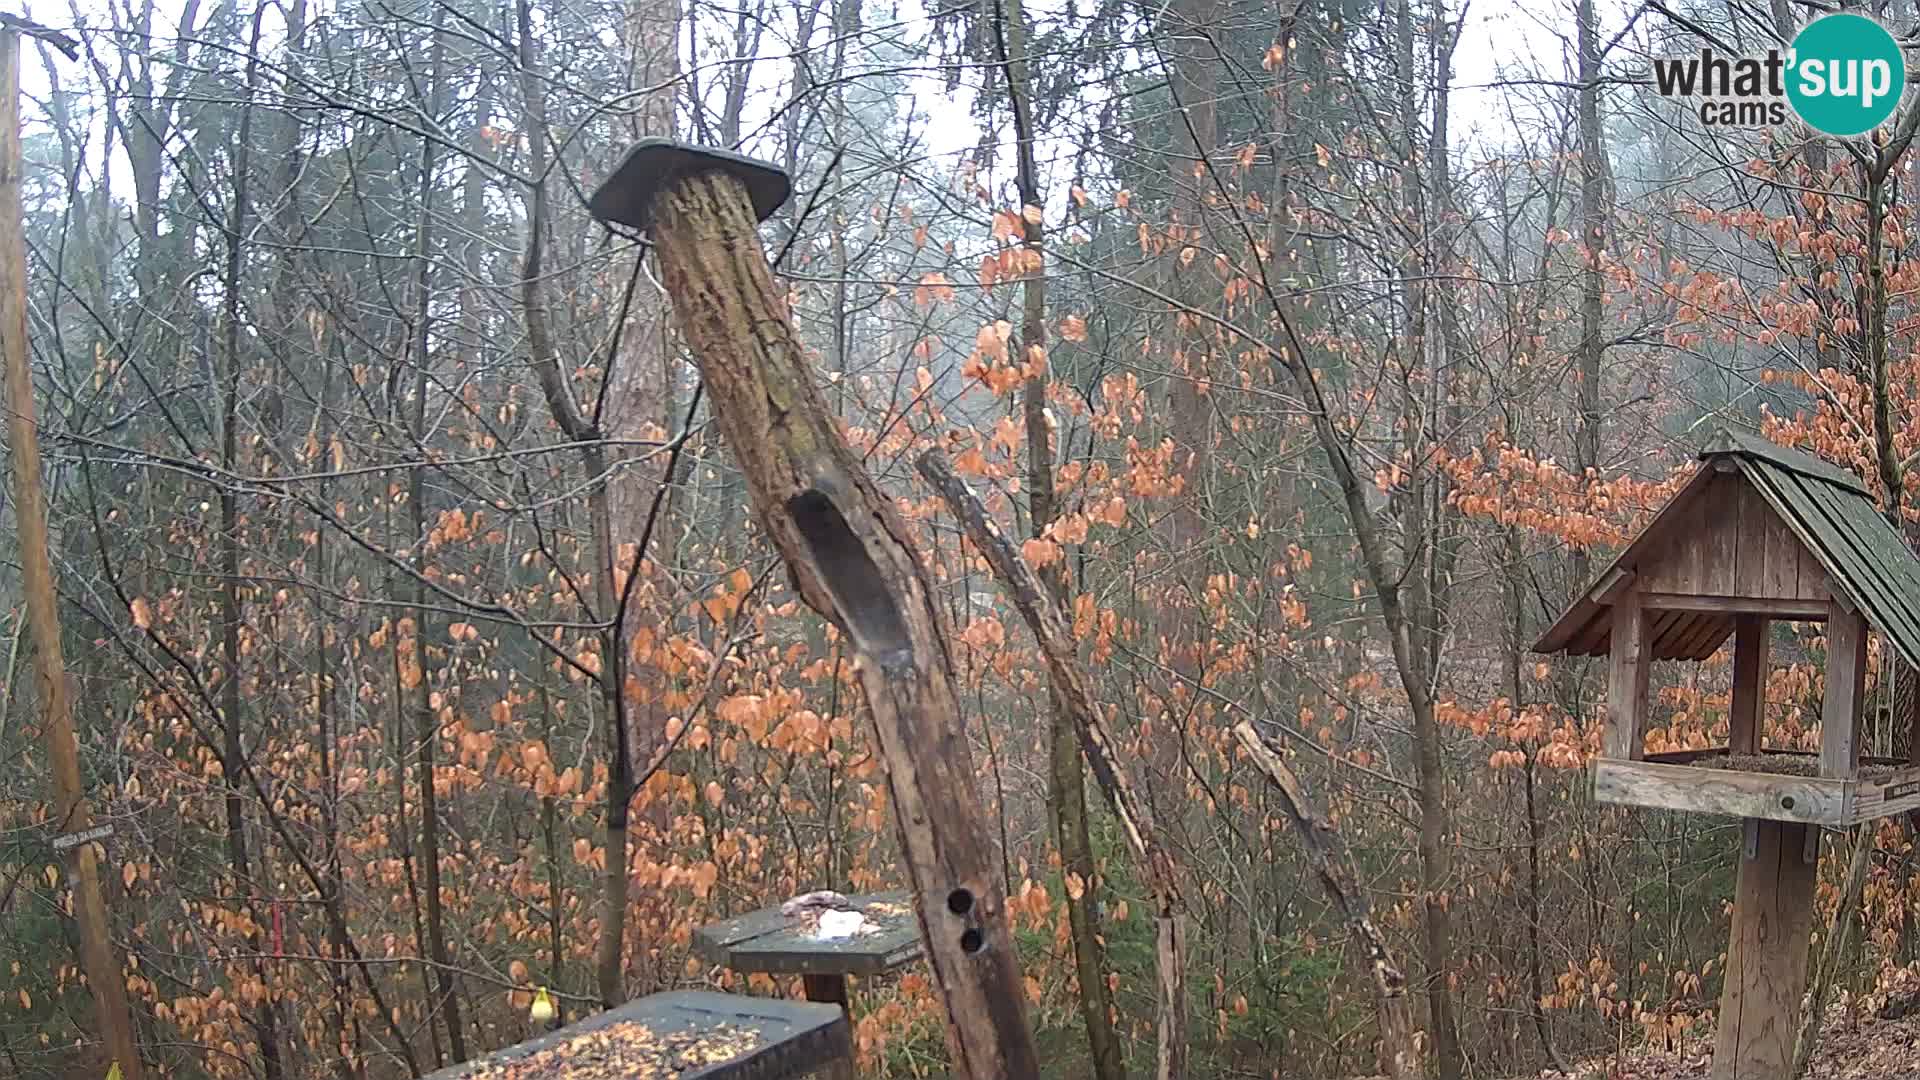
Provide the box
[800,975,855,1080]
[1712,819,1817,1080]
[1604,591,1650,760]
[1821,599,1868,779]
[1729,615,1768,754]
[0,29,145,1080]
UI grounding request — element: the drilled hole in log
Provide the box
[960,928,984,954]
[1781,795,1796,810]
[947,888,973,916]
[787,488,912,663]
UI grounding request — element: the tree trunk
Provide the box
[515,0,634,1008]
[1508,528,1568,1073]
[1793,826,1871,1078]
[406,15,466,1059]
[607,0,682,800]
[991,0,1125,1075]
[1228,723,1420,1079]
[638,161,1040,1078]
[1573,0,1606,592]
[0,28,146,1080]
[218,10,284,1074]
[1159,0,1219,581]
[1392,0,1460,1069]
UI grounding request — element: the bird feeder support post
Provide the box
[1711,597,1865,1079]
[1712,818,1817,1080]
[589,140,1039,1079]
[1603,590,1650,760]
[1728,615,1768,755]
[801,974,848,1009]
[801,975,855,1080]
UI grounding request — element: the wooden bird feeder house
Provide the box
[1534,427,1920,1079]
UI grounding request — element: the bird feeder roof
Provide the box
[1533,427,1920,671]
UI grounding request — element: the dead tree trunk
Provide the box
[918,451,1189,1079]
[590,141,1039,1079]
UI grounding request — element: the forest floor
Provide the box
[1531,1008,1920,1079]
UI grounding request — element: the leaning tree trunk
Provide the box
[605,148,1040,1078]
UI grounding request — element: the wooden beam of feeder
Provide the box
[635,165,1038,1078]
[1728,616,1768,755]
[918,449,1188,1080]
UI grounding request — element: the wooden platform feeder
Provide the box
[421,990,851,1079]
[1534,428,1920,1079]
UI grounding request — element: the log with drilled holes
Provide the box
[588,139,1038,1079]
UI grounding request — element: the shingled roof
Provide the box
[1532,428,1920,671]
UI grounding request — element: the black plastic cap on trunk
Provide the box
[587,138,793,232]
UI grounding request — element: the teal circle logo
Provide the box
[1787,14,1906,137]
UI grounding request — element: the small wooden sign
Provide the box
[50,823,112,852]
[1885,779,1920,801]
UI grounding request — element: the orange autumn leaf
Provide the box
[1022,537,1062,568]
[914,272,954,307]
